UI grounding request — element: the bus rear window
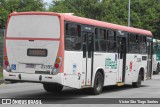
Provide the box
[7,15,60,38]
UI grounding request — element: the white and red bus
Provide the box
[3,12,153,95]
[152,39,160,74]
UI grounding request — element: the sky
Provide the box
[44,0,52,4]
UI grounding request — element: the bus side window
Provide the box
[65,23,82,51]
[65,23,69,35]
[95,28,106,52]
[100,29,107,51]
[129,34,134,53]
[95,28,107,52]
[95,28,99,39]
[129,34,139,53]
[153,40,158,54]
[107,30,116,52]
[139,35,147,54]
[127,33,130,53]
[139,35,143,53]
[100,29,105,39]
[95,28,99,51]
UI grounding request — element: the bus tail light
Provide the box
[54,63,59,68]
[4,56,8,61]
[4,56,11,72]
[52,57,62,75]
[56,58,61,63]
[4,56,9,66]
[5,61,9,66]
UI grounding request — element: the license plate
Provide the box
[25,64,36,68]
[27,49,47,57]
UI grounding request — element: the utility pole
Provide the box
[128,0,130,27]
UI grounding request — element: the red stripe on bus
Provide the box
[8,12,152,36]
[9,12,62,17]
[57,15,65,73]
[63,14,152,36]
[5,37,60,41]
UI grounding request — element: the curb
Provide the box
[0,78,11,85]
[0,78,4,85]
[152,75,160,80]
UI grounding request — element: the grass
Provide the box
[0,73,2,78]
[0,36,4,41]
[0,36,3,78]
[0,68,3,78]
[0,72,3,78]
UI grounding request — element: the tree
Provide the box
[0,0,8,28]
[49,0,108,19]
[6,0,45,12]
[0,0,46,29]
[49,0,160,38]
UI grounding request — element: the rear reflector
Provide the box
[9,74,16,77]
[54,63,59,68]
[5,61,9,66]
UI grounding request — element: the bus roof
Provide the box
[9,12,152,36]
[63,14,152,36]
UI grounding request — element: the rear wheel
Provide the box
[91,72,104,95]
[132,74,142,88]
[43,83,63,93]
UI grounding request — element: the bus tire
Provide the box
[91,71,104,95]
[43,83,63,93]
[155,64,160,74]
[132,73,142,88]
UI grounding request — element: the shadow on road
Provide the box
[12,84,148,98]
[2,84,149,104]
[102,84,147,94]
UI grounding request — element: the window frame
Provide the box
[64,22,82,51]
[128,33,140,54]
[94,28,117,53]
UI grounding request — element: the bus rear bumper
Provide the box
[3,69,64,85]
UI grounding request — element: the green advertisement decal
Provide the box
[105,58,117,69]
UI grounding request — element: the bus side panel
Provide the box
[152,54,158,72]
[63,51,83,89]
[6,40,59,74]
[125,54,138,83]
[93,53,118,86]
[125,54,147,83]
[138,54,148,81]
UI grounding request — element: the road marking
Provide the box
[0,83,6,87]
[152,75,160,79]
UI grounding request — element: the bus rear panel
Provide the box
[3,13,64,85]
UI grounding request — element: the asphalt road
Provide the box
[0,74,160,105]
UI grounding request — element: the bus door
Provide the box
[118,37,127,82]
[147,38,153,79]
[82,32,94,86]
